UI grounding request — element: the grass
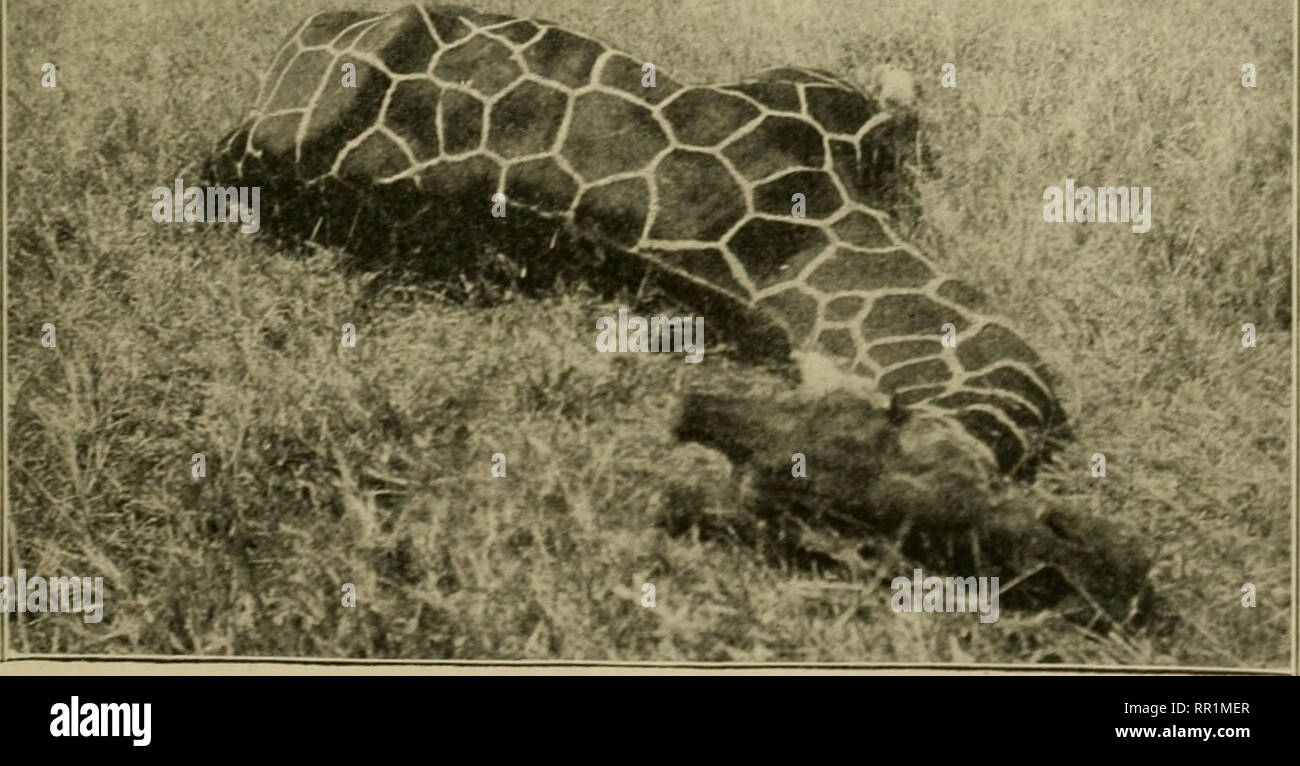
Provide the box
[4,0,1293,665]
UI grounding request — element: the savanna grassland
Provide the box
[4,0,1293,665]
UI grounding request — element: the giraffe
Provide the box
[202,4,1151,621]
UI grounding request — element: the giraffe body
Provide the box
[204,3,1066,478]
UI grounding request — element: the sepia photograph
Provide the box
[2,0,1293,673]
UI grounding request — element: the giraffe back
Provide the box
[203,3,1067,477]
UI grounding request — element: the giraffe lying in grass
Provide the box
[203,3,1152,624]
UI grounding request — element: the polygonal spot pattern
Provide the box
[600,54,681,104]
[428,11,472,43]
[419,155,501,205]
[440,90,485,154]
[649,248,749,300]
[953,410,1025,474]
[816,328,857,361]
[757,66,835,84]
[205,5,1061,480]
[829,211,895,249]
[807,248,933,292]
[385,79,441,161]
[937,280,990,312]
[334,18,378,50]
[487,81,568,157]
[649,150,747,241]
[523,27,605,88]
[955,323,1043,372]
[575,177,651,247]
[722,115,826,180]
[891,385,948,407]
[866,339,944,367]
[933,391,1041,432]
[804,83,875,134]
[300,11,376,46]
[877,358,953,392]
[828,139,864,200]
[297,59,390,172]
[824,295,865,321]
[249,113,307,174]
[493,19,541,45]
[456,9,514,26]
[727,218,829,288]
[434,35,523,96]
[355,6,437,74]
[722,81,800,112]
[663,88,760,147]
[861,294,967,342]
[756,289,819,347]
[266,50,335,112]
[966,367,1054,424]
[505,157,579,213]
[338,131,409,181]
[753,170,843,218]
[562,92,668,180]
